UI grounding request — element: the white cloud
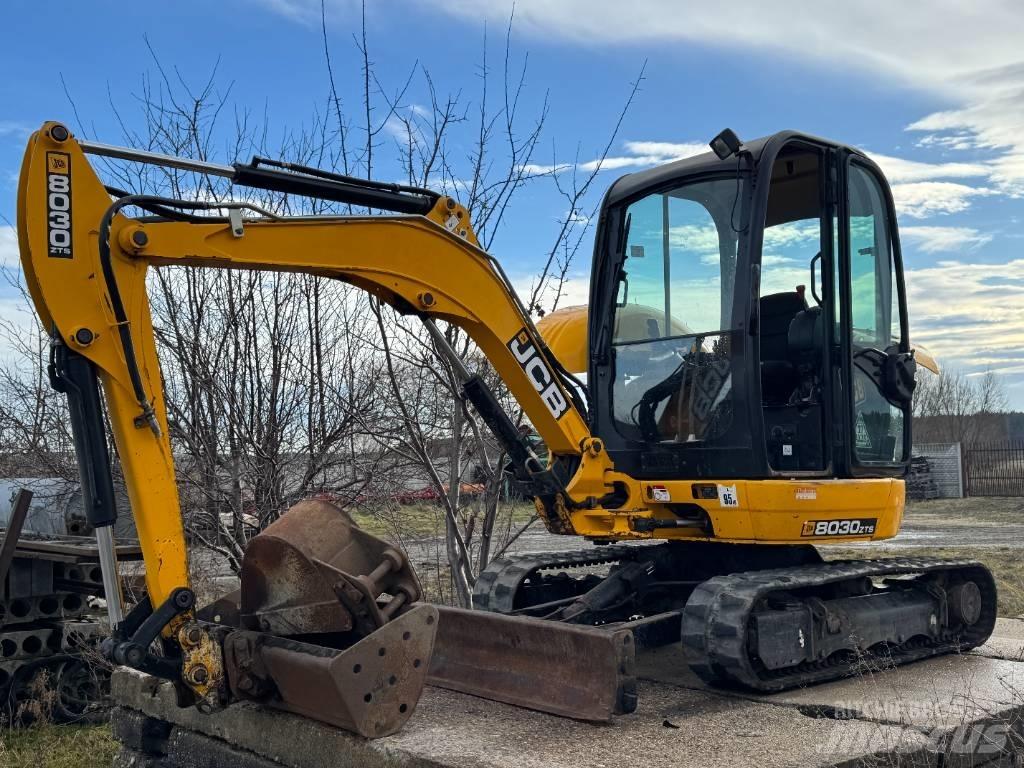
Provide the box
[905,257,1024,380]
[265,1,1022,205]
[621,141,707,161]
[512,273,590,314]
[668,223,719,255]
[763,221,818,250]
[0,226,19,269]
[907,87,1024,193]
[890,181,994,219]
[412,1,1023,87]
[900,226,992,254]
[0,121,30,139]
[396,1,1024,196]
[867,153,990,184]
[522,140,707,177]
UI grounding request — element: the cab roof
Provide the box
[603,130,871,207]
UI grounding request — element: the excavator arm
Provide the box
[17,122,621,712]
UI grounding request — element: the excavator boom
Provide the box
[16,122,627,723]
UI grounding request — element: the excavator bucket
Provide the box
[205,499,637,730]
[216,499,438,738]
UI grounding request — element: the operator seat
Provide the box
[787,305,825,402]
[759,291,805,404]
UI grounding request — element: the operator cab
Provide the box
[587,130,915,480]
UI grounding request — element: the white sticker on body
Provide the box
[717,484,739,508]
[650,485,670,503]
[796,488,817,501]
[782,444,793,456]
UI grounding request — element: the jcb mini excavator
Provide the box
[16,122,995,734]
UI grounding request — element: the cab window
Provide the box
[611,177,745,446]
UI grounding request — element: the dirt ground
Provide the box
[895,496,1024,546]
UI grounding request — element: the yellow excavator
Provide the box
[16,122,995,735]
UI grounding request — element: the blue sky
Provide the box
[3,1,1024,402]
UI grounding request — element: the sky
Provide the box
[2,1,1024,402]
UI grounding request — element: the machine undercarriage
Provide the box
[475,543,996,691]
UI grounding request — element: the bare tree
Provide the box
[2,5,643,608]
[913,368,1009,445]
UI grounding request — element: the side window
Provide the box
[848,166,900,350]
[848,163,906,463]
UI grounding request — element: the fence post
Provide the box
[955,442,964,498]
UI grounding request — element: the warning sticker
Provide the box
[717,484,739,508]
[650,485,670,503]
[795,488,817,501]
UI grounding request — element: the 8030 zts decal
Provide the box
[801,518,877,537]
[45,152,73,258]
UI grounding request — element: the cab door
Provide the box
[837,158,915,474]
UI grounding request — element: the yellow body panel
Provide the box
[565,477,903,543]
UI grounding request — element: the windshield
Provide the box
[611,176,748,446]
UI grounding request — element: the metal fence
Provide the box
[911,442,963,499]
[964,441,1024,497]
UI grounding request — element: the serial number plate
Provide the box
[801,518,877,537]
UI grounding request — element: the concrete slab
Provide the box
[737,648,1024,766]
[111,618,1024,768]
[636,629,1024,766]
[112,664,930,768]
[752,654,1024,727]
[973,619,1024,662]
[382,681,931,768]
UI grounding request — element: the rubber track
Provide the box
[473,545,644,613]
[681,556,998,692]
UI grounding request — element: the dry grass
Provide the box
[0,723,117,768]
[903,496,1024,525]
[349,500,536,539]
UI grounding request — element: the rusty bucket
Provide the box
[239,499,421,636]
[221,499,436,737]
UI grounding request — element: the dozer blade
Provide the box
[427,605,637,721]
[224,604,437,738]
[215,498,436,738]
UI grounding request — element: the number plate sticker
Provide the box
[801,518,877,537]
[717,484,739,508]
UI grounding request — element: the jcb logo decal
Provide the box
[508,330,569,420]
[45,152,73,259]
